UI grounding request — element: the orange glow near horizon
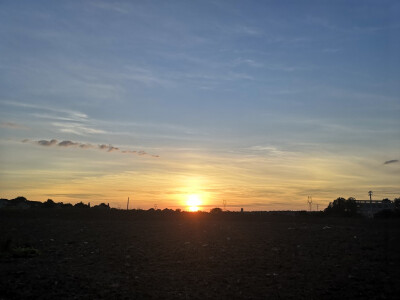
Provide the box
[187,194,201,212]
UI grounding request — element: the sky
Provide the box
[0,0,399,211]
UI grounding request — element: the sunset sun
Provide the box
[187,194,202,212]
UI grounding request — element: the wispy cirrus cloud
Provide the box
[246,145,292,158]
[52,122,107,136]
[1,100,88,122]
[1,100,107,136]
[233,25,263,37]
[384,159,399,165]
[0,122,29,130]
[22,139,159,158]
[88,0,131,14]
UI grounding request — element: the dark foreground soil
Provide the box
[1,210,399,299]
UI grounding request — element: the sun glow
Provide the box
[187,194,201,212]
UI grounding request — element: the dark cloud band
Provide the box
[384,159,398,165]
[22,139,159,158]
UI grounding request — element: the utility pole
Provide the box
[368,191,373,218]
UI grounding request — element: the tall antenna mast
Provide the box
[223,199,227,211]
[307,196,313,212]
[127,197,130,210]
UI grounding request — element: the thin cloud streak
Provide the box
[1,100,108,136]
[88,0,131,14]
[1,100,88,121]
[22,139,159,158]
[54,122,107,136]
[0,122,28,130]
[384,159,399,165]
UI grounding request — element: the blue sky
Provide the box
[0,0,399,210]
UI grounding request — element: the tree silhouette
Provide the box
[324,197,357,216]
[394,198,400,209]
[43,199,56,208]
[74,201,90,209]
[13,196,27,203]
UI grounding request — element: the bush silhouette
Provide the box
[210,207,223,214]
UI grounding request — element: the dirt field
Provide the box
[1,210,399,299]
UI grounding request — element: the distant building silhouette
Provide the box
[355,199,394,217]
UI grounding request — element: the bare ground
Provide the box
[1,210,399,299]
